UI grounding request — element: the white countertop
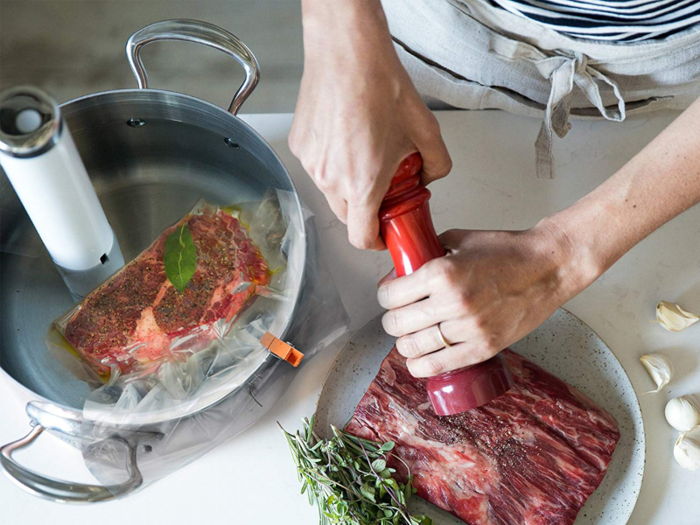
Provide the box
[1,110,699,525]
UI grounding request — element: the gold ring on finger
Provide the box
[436,323,452,348]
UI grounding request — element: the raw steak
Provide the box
[59,206,270,377]
[345,349,620,525]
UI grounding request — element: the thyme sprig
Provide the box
[279,416,432,525]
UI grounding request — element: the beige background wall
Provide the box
[0,0,304,112]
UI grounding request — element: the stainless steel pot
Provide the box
[0,20,307,502]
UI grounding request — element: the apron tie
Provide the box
[535,53,626,179]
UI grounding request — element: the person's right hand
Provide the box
[289,0,452,250]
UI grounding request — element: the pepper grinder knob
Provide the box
[379,153,514,415]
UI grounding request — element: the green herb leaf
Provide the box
[163,224,197,292]
[360,482,376,502]
[372,459,387,473]
[381,442,395,452]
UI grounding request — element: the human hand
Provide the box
[289,0,451,250]
[377,223,588,377]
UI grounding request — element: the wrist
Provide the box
[531,215,602,303]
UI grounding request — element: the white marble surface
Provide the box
[1,110,699,525]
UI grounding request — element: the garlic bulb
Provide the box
[674,426,700,471]
[639,354,673,393]
[665,396,700,431]
[656,301,700,332]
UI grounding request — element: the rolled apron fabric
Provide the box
[381,0,700,177]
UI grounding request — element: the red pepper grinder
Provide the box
[379,153,514,415]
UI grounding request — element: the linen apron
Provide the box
[381,0,700,177]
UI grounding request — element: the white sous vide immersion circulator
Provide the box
[0,86,124,298]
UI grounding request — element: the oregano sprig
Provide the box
[279,416,432,525]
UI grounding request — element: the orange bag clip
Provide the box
[260,332,304,367]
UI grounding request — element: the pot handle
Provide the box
[126,19,260,116]
[0,425,142,503]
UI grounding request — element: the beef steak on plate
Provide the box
[346,348,620,525]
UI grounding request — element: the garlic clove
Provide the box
[674,426,700,471]
[656,301,700,332]
[639,353,673,394]
[665,396,700,432]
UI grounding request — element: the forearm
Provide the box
[547,98,700,296]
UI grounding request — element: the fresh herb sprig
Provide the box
[279,416,432,525]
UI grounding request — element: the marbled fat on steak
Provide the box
[61,208,270,376]
[345,349,620,525]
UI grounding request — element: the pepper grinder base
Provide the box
[426,352,514,416]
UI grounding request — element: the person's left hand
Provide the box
[376,223,588,377]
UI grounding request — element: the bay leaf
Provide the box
[164,223,197,292]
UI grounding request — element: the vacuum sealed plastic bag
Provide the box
[46,189,314,427]
[50,199,274,380]
[72,198,349,496]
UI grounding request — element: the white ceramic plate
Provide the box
[315,308,645,525]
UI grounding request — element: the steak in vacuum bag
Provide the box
[346,349,620,525]
[53,202,270,378]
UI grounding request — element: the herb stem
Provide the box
[358,438,411,521]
